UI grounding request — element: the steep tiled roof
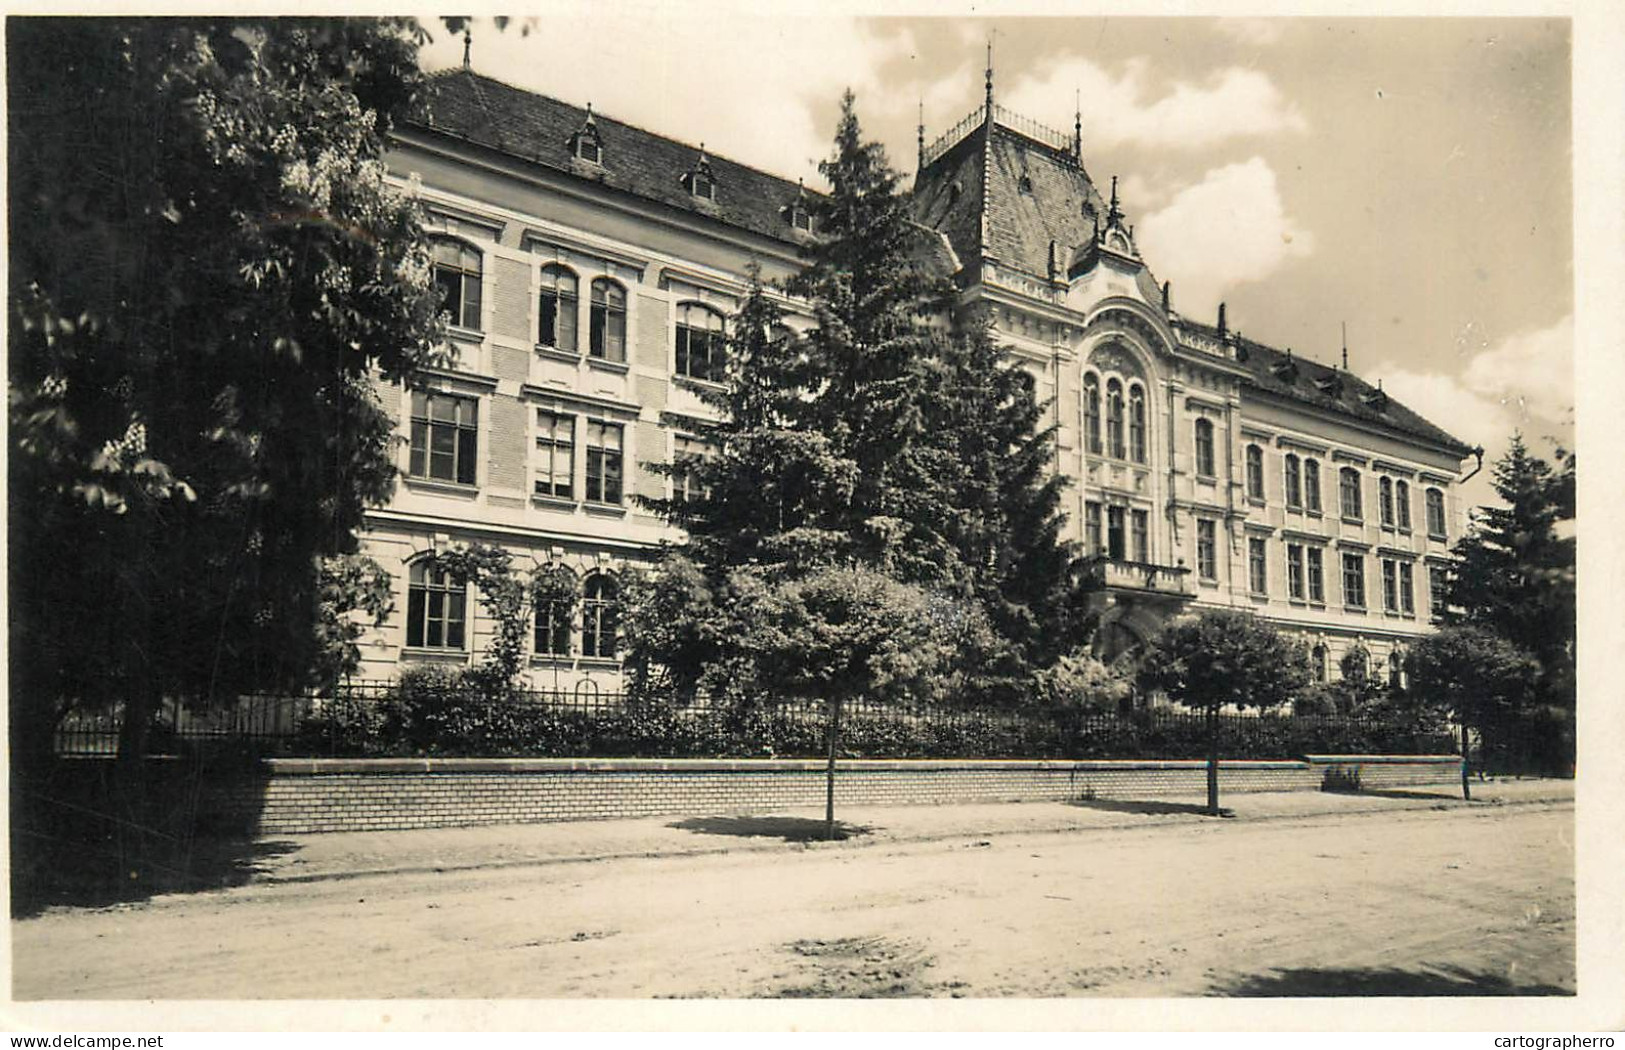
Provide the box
[416,69,814,246]
[1178,319,1473,454]
[913,118,1113,281]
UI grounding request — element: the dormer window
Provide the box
[790,204,812,231]
[684,147,716,202]
[569,103,602,165]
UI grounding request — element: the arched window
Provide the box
[1083,373,1101,455]
[534,570,576,658]
[1396,479,1412,530]
[1246,445,1265,501]
[1304,458,1322,513]
[1339,467,1363,520]
[1388,650,1404,690]
[406,561,466,650]
[538,265,578,351]
[1194,418,1215,478]
[1128,384,1147,463]
[1426,488,1447,539]
[1379,476,1395,527]
[675,303,727,383]
[1284,453,1303,509]
[431,238,482,330]
[581,574,620,659]
[1106,379,1125,459]
[1312,643,1328,683]
[589,278,627,362]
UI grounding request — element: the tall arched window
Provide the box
[1246,444,1265,501]
[537,265,578,351]
[1396,479,1412,530]
[581,574,620,659]
[1388,650,1404,690]
[589,278,626,362]
[1339,467,1363,520]
[1128,384,1147,463]
[675,303,727,383]
[1105,379,1125,459]
[1083,373,1102,455]
[1426,488,1447,539]
[1194,418,1215,478]
[1312,643,1329,683]
[533,569,576,658]
[1284,453,1303,509]
[1379,476,1395,527]
[406,561,466,650]
[1304,458,1322,513]
[431,238,483,330]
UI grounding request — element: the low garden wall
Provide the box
[199,754,1463,835]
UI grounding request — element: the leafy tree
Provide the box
[7,18,445,768]
[1444,435,1576,711]
[1137,609,1312,814]
[1404,625,1542,796]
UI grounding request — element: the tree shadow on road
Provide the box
[1210,965,1573,997]
[12,829,302,918]
[1345,787,1463,802]
[1066,798,1227,817]
[667,815,875,843]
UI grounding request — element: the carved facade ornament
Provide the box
[1087,341,1140,378]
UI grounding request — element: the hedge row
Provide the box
[288,692,1457,761]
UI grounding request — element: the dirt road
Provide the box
[12,800,1572,999]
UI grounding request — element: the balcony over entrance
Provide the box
[1078,554,1192,598]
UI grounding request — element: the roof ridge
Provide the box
[423,67,823,200]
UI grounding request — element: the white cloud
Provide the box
[1135,158,1315,316]
[421,13,914,185]
[1374,315,1575,509]
[998,56,1308,152]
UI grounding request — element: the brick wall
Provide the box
[491,257,531,341]
[206,756,1462,836]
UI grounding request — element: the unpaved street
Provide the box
[13,801,1573,998]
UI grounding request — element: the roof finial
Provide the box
[462,25,472,70]
[584,101,595,126]
[1107,175,1122,227]
[1341,321,1349,370]
[917,98,925,169]
[985,37,995,112]
[1073,89,1083,163]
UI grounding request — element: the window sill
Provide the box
[535,344,583,365]
[529,654,575,667]
[1288,596,1307,606]
[1194,474,1218,485]
[1398,527,1414,537]
[577,657,621,668]
[402,476,480,499]
[1305,509,1323,519]
[1427,533,1448,543]
[401,648,469,662]
[1198,577,1220,589]
[1308,600,1327,609]
[674,374,728,395]
[1249,593,1269,604]
[585,502,628,518]
[1247,497,1266,508]
[587,355,630,375]
[1341,516,1364,526]
[531,493,578,511]
[446,324,485,346]
[1343,605,1367,614]
[1285,503,1303,514]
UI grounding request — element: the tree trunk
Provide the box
[1460,722,1472,801]
[825,695,841,840]
[1206,705,1220,815]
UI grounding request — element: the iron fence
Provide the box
[51,685,1461,763]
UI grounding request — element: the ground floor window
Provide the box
[582,574,620,658]
[1196,519,1217,580]
[1248,537,1267,595]
[406,562,466,650]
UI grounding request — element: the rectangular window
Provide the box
[1131,509,1149,563]
[1307,547,1326,604]
[406,564,466,650]
[1429,565,1447,622]
[1400,561,1416,615]
[1382,558,1399,612]
[409,391,478,486]
[1248,537,1267,595]
[1284,456,1302,510]
[1426,488,1448,539]
[1085,501,1102,555]
[1287,543,1305,600]
[674,434,712,503]
[533,410,575,499]
[1342,552,1366,609]
[585,420,623,504]
[1305,459,1322,514]
[534,596,572,657]
[589,280,627,362]
[1107,505,1126,560]
[1197,519,1217,581]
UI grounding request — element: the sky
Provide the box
[420,9,1577,512]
